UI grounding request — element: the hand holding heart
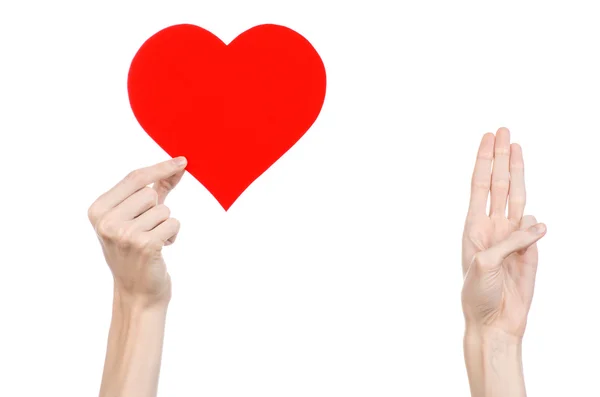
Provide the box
[128,24,327,210]
[87,157,187,307]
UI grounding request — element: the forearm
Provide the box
[464,326,526,397]
[99,287,170,397]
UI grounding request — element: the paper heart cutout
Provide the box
[128,24,327,210]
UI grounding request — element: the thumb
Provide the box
[477,222,547,268]
[153,157,187,204]
[516,215,539,255]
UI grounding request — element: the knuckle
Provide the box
[476,152,494,161]
[95,216,115,238]
[156,204,171,218]
[155,177,175,192]
[492,178,510,191]
[509,196,526,205]
[87,203,100,223]
[494,148,510,156]
[509,161,524,169]
[471,178,491,190]
[132,235,158,253]
[131,235,150,250]
[141,187,159,204]
[125,169,146,184]
[115,224,136,247]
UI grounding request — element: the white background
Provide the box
[0,0,598,396]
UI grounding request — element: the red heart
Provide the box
[127,24,327,210]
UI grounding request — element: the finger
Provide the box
[508,143,526,221]
[165,233,178,246]
[468,133,495,216]
[490,127,511,217]
[111,187,158,220]
[518,215,542,303]
[147,217,181,244]
[520,215,537,230]
[480,222,546,265]
[516,215,538,255]
[153,169,185,205]
[95,157,187,213]
[131,204,170,232]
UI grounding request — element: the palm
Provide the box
[463,213,520,267]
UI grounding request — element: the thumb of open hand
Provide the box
[473,220,546,272]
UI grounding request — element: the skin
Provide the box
[83,130,543,396]
[87,156,187,397]
[461,128,546,397]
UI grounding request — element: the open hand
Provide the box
[461,128,546,338]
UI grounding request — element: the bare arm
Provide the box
[461,129,546,397]
[88,157,187,397]
[99,287,170,397]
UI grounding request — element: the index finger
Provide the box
[95,157,187,212]
[468,133,495,216]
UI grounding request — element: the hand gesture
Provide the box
[461,128,546,338]
[88,157,187,307]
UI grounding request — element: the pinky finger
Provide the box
[484,222,546,264]
[149,218,181,245]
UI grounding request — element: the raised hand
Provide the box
[461,128,547,397]
[461,128,546,338]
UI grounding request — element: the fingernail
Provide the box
[173,156,187,166]
[530,223,546,234]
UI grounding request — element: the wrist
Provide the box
[465,325,523,347]
[100,285,169,397]
[464,326,525,397]
[113,277,172,312]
